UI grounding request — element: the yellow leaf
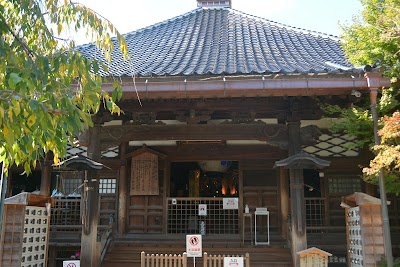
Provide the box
[8,106,13,122]
[57,23,63,35]
[53,155,60,165]
[13,100,20,116]
[27,114,36,127]
[0,106,4,119]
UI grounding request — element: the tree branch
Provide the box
[0,14,37,59]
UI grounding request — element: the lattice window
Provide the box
[305,198,326,233]
[167,198,239,235]
[99,178,117,194]
[328,176,362,195]
[58,171,83,196]
[304,133,359,157]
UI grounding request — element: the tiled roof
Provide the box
[77,8,354,77]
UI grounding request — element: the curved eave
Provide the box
[274,151,331,169]
[53,155,111,171]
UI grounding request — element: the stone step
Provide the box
[101,236,292,267]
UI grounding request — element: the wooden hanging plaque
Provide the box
[130,152,159,195]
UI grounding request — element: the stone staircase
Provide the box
[101,234,293,267]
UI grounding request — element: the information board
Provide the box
[130,152,159,195]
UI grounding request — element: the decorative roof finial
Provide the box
[197,0,231,8]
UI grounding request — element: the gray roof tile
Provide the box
[77,8,354,77]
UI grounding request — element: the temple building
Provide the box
[3,0,399,266]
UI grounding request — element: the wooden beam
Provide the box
[84,124,288,145]
[138,144,285,161]
[101,76,391,100]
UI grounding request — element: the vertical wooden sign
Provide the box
[130,152,159,195]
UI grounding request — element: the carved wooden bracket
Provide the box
[175,109,213,124]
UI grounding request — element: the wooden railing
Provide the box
[204,252,250,267]
[100,215,115,264]
[141,251,187,267]
[50,196,81,228]
[49,196,116,240]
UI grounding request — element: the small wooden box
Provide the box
[297,247,332,267]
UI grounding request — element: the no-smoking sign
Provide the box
[63,260,80,267]
[186,234,202,257]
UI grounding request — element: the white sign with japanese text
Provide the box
[223,198,238,209]
[199,204,207,216]
[186,235,202,257]
[224,257,244,267]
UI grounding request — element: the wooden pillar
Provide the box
[118,142,128,236]
[279,167,289,239]
[80,125,101,267]
[163,160,170,234]
[287,119,307,267]
[6,170,12,197]
[239,160,244,237]
[40,154,52,196]
[47,246,56,267]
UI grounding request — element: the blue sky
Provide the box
[76,0,361,42]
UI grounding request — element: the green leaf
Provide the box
[29,99,39,110]
[8,73,22,89]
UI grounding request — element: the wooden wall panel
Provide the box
[128,189,164,233]
[243,187,278,230]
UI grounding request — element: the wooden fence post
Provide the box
[203,252,208,267]
[245,253,250,267]
[183,252,187,267]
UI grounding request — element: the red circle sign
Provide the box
[189,236,199,246]
[67,263,76,267]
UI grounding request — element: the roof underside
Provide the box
[77,8,355,77]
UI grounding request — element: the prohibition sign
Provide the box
[189,236,199,246]
[186,234,202,258]
[67,263,77,267]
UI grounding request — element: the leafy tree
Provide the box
[363,112,400,193]
[335,0,400,193]
[0,0,128,173]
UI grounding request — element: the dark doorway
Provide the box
[170,161,239,197]
[303,169,321,197]
[11,171,41,195]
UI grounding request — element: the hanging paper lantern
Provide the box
[197,160,232,173]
